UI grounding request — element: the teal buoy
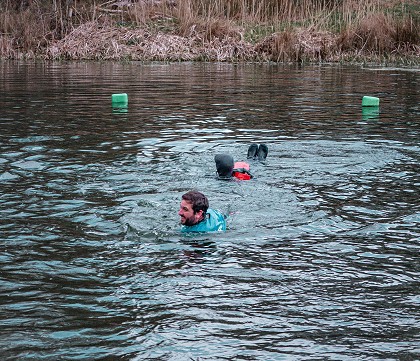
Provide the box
[112,93,128,106]
[362,96,379,107]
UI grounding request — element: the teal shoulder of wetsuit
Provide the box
[181,208,226,233]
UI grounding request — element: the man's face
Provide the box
[179,199,203,226]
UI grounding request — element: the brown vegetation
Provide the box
[0,0,419,64]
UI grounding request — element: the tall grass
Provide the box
[0,0,419,62]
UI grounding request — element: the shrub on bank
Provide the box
[0,0,419,64]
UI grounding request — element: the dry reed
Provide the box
[0,0,419,63]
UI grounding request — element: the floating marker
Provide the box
[362,96,379,107]
[112,93,128,105]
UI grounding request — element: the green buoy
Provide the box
[112,93,128,106]
[362,96,379,107]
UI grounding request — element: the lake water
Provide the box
[0,61,419,360]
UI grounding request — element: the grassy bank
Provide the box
[0,0,419,64]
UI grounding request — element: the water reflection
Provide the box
[0,62,419,360]
[362,107,379,121]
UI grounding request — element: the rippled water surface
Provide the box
[1,61,419,360]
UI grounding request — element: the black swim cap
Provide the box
[214,154,234,179]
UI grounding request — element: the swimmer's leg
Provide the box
[247,144,258,159]
[257,144,268,162]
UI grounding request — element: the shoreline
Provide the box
[2,24,419,66]
[1,1,419,66]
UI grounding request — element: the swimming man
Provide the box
[179,191,226,233]
[215,143,268,180]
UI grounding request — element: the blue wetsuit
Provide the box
[181,208,226,233]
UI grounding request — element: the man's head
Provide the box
[179,191,209,226]
[215,154,234,179]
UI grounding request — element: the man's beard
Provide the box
[182,217,196,226]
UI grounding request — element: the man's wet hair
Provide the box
[182,191,209,214]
